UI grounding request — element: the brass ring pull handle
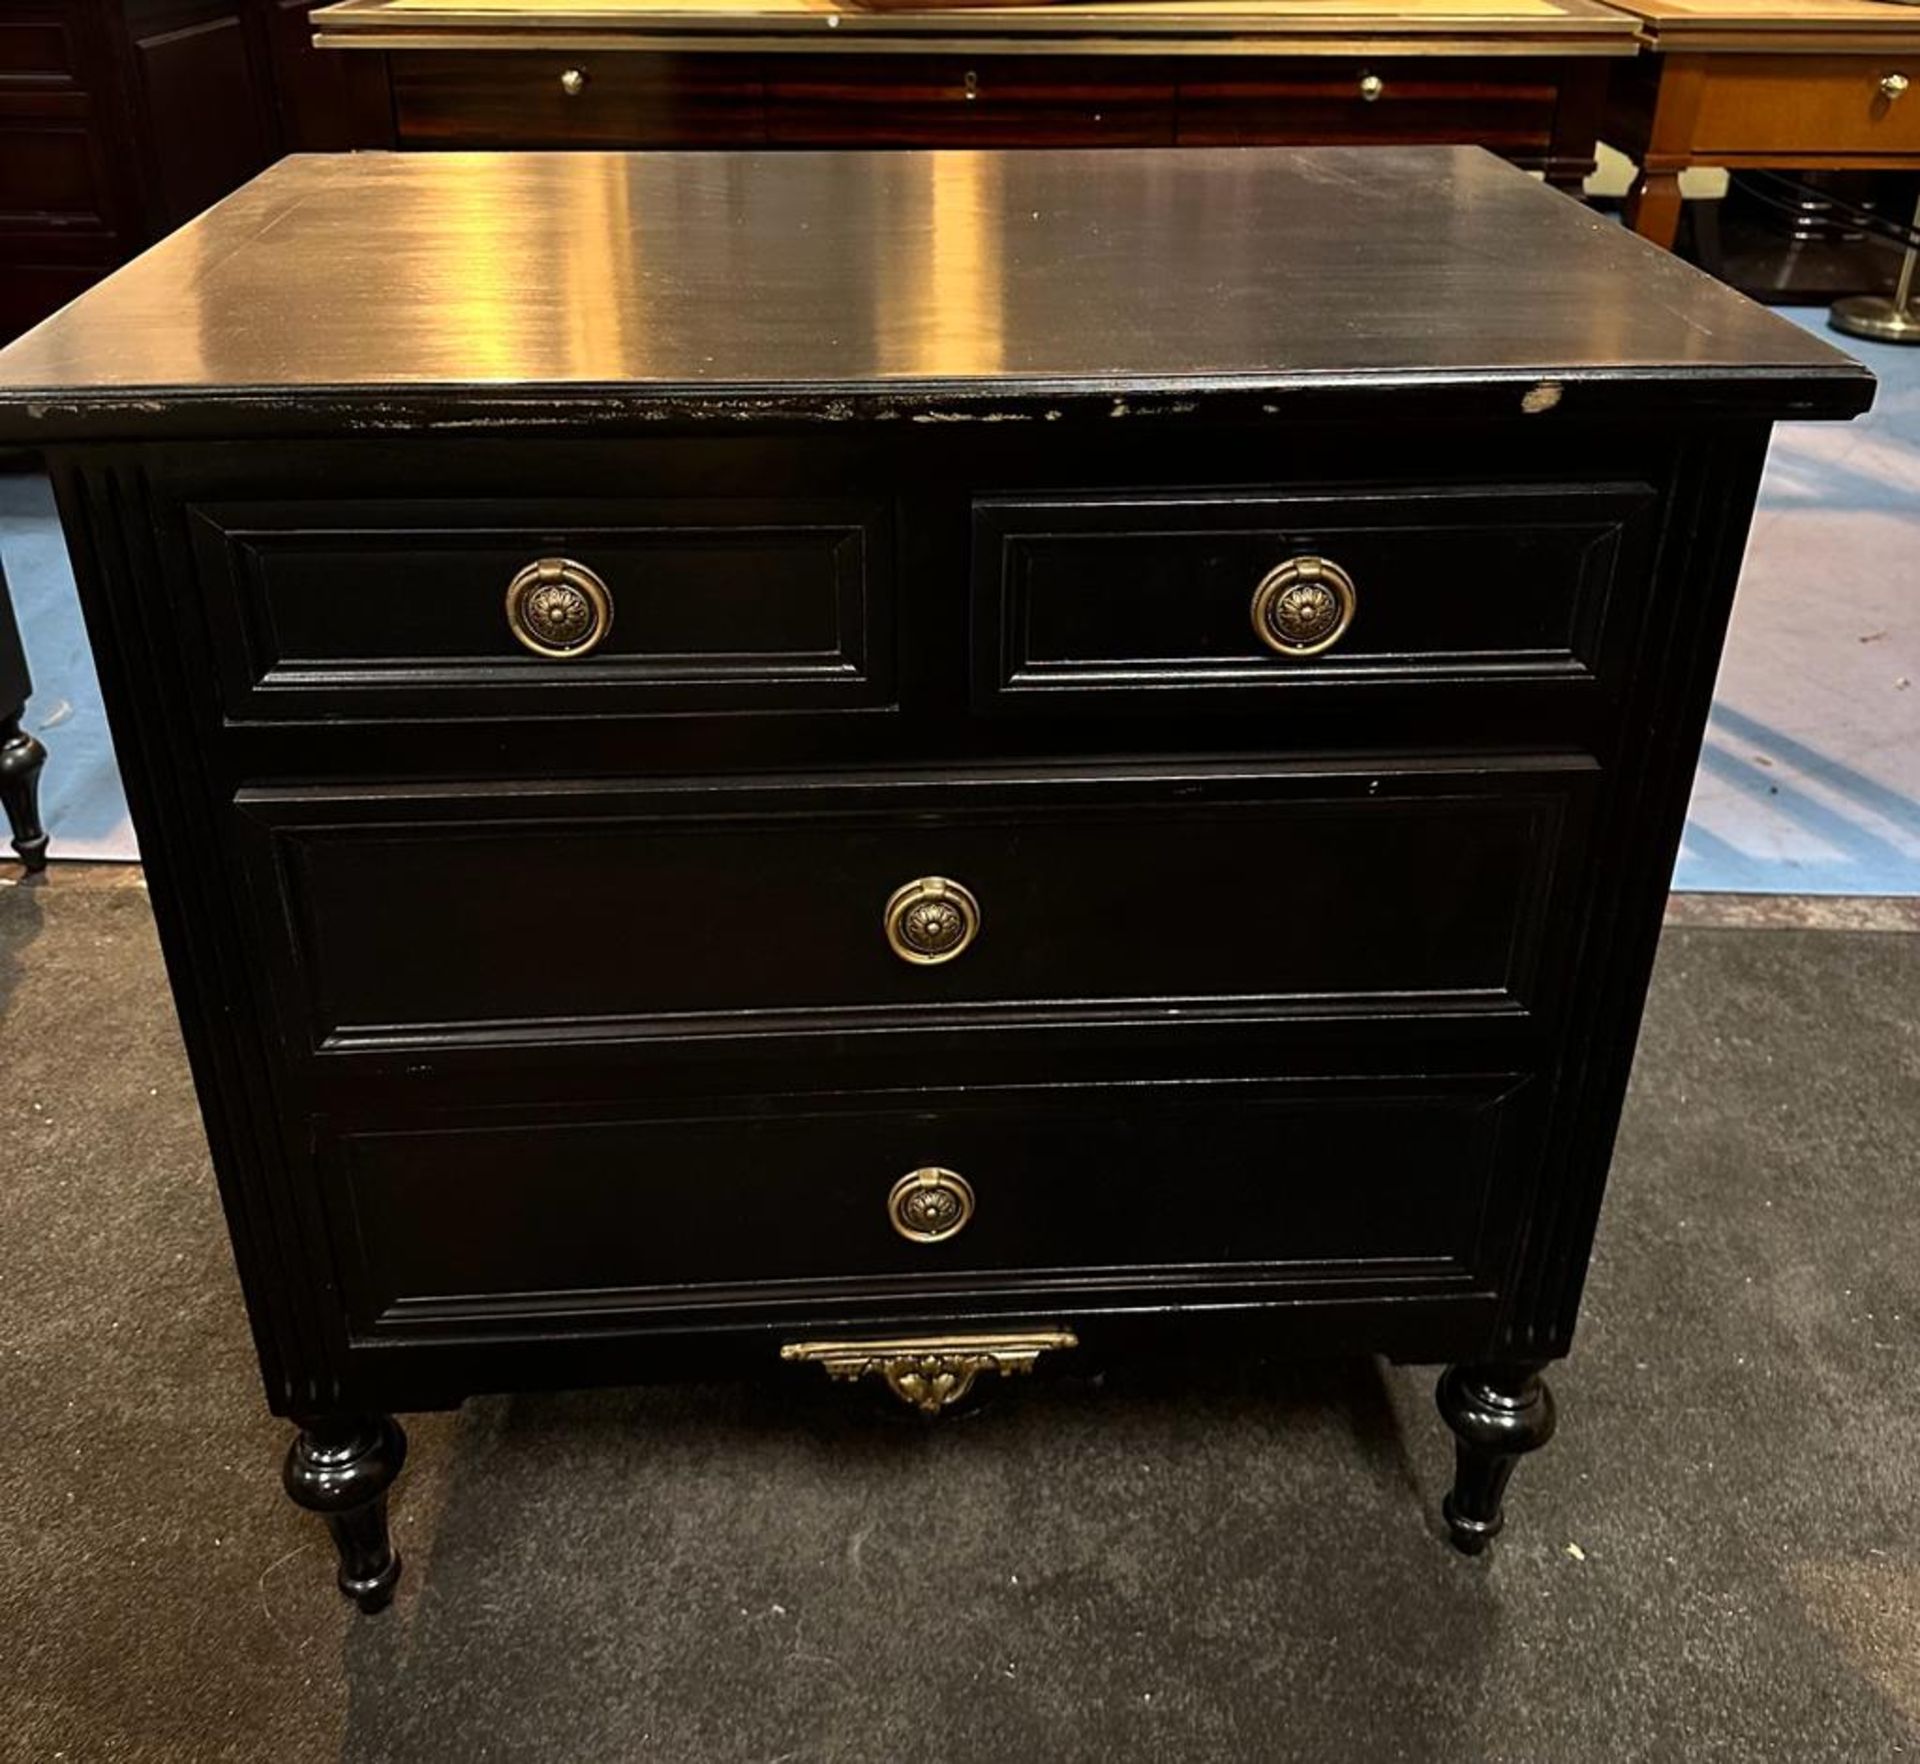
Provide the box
[1882,73,1911,101]
[559,67,588,97]
[1251,555,1357,658]
[505,557,613,658]
[884,876,981,965]
[1359,74,1385,103]
[888,1167,976,1244]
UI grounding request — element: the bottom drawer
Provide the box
[327,1070,1539,1335]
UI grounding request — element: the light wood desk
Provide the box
[1603,1,1920,248]
[312,0,1639,187]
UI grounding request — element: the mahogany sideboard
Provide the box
[0,146,1870,1610]
[311,0,1637,187]
[1603,1,1920,250]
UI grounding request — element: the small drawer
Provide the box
[187,495,893,723]
[1693,56,1920,157]
[972,482,1655,714]
[325,1070,1537,1333]
[1176,58,1557,153]
[391,51,765,147]
[763,56,1176,147]
[241,758,1591,1054]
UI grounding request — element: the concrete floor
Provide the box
[1682,311,1920,895]
[1,870,1915,1762]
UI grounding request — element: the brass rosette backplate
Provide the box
[505,556,614,659]
[1250,554,1357,658]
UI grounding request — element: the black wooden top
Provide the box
[0,147,1872,440]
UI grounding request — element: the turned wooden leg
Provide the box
[0,712,47,872]
[1622,169,1685,252]
[1436,1363,1557,1555]
[283,1414,407,1613]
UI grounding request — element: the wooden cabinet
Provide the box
[0,2,377,344]
[129,2,278,229]
[0,6,135,342]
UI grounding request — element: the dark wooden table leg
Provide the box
[0,553,46,871]
[1436,1363,1558,1554]
[1543,59,1608,197]
[0,709,47,871]
[283,1414,408,1613]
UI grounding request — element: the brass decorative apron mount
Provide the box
[780,1330,1079,1415]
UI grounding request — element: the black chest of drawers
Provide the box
[0,146,1871,1610]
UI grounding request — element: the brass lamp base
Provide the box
[1830,295,1920,346]
[1832,193,1920,347]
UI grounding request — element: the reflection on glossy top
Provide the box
[0,147,1869,412]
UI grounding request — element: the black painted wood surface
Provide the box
[0,147,1872,441]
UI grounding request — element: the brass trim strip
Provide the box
[319,31,1639,55]
[311,0,1641,54]
[314,32,1635,53]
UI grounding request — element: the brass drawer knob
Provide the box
[884,876,980,965]
[1251,555,1357,657]
[559,67,588,97]
[505,557,613,658]
[1359,73,1385,103]
[1882,73,1911,102]
[888,1167,976,1243]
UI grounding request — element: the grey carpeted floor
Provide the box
[1,873,1915,1763]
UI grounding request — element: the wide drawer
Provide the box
[240,759,1592,1053]
[1692,56,1920,157]
[972,482,1655,714]
[326,1070,1537,1334]
[187,494,893,722]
